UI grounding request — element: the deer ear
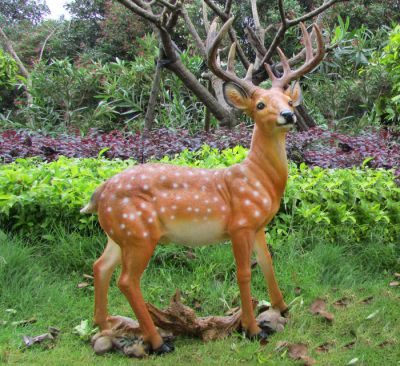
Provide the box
[223,82,250,110]
[285,81,303,107]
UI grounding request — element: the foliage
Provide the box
[0,0,49,25]
[368,25,400,127]
[0,48,19,107]
[0,148,399,243]
[302,17,391,130]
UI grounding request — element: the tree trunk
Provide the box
[0,26,33,105]
[144,57,163,131]
[295,104,317,131]
[165,58,236,128]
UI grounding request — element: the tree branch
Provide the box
[116,0,161,24]
[181,7,207,58]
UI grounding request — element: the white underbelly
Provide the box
[162,220,227,247]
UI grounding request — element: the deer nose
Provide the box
[280,110,295,124]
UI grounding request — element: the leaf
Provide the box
[389,281,399,287]
[287,343,316,365]
[73,320,97,340]
[343,340,356,350]
[333,297,351,308]
[310,298,335,322]
[365,309,379,320]
[315,341,335,353]
[347,357,359,365]
[360,296,374,305]
[77,282,90,289]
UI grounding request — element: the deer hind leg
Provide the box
[254,230,288,314]
[230,229,261,338]
[93,237,121,330]
[117,239,173,354]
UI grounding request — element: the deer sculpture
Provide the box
[81,18,325,355]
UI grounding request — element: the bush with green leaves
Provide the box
[368,24,400,127]
[0,146,399,246]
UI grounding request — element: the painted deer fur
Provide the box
[81,18,325,354]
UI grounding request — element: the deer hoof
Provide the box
[151,342,175,356]
[280,307,290,318]
[246,328,270,342]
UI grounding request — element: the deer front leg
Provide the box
[93,237,121,330]
[254,230,288,314]
[230,229,261,338]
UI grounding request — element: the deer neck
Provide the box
[244,124,289,198]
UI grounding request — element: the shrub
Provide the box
[0,147,399,244]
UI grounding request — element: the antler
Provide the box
[206,17,257,96]
[264,22,325,89]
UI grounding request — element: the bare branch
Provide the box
[155,0,176,10]
[203,0,225,19]
[116,0,161,24]
[278,0,286,26]
[287,0,348,26]
[38,27,57,63]
[202,1,210,32]
[181,6,207,58]
[224,0,233,14]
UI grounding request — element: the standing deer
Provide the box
[81,18,324,355]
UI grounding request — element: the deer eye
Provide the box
[256,102,265,110]
[288,100,293,107]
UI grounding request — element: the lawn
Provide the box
[0,227,399,366]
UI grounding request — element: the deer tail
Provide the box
[80,182,107,214]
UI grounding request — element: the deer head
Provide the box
[207,18,324,135]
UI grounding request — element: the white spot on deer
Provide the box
[253,191,260,197]
[239,166,246,172]
[239,187,245,193]
[244,199,251,206]
[194,208,200,213]
[201,186,206,192]
[122,213,128,219]
[143,232,149,238]
[148,217,154,224]
[254,210,261,217]
[107,207,112,212]
[111,194,116,200]
[207,208,212,213]
[172,183,179,189]
[171,205,177,210]
[151,211,156,217]
[226,171,232,176]
[101,192,105,198]
[140,203,147,209]
[194,195,199,200]
[217,184,222,189]
[243,177,248,182]
[143,184,149,190]
[161,192,168,198]
[122,197,130,205]
[129,213,135,221]
[161,175,167,181]
[255,181,261,188]
[130,176,135,180]
[213,197,218,202]
[175,172,181,177]
[200,170,206,175]
[160,207,166,213]
[262,198,268,205]
[183,183,189,189]
[140,175,147,180]
[152,196,157,201]
[187,207,193,212]
[170,215,175,220]
[238,218,247,225]
[176,195,182,200]
[109,229,114,235]
[205,199,209,204]
[160,166,166,171]
[120,223,126,230]
[188,171,194,176]
[117,184,122,190]
[137,211,142,217]
[126,184,132,190]
[221,206,227,212]
[127,231,132,236]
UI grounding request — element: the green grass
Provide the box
[0,227,399,366]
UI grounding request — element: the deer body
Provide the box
[83,18,325,354]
